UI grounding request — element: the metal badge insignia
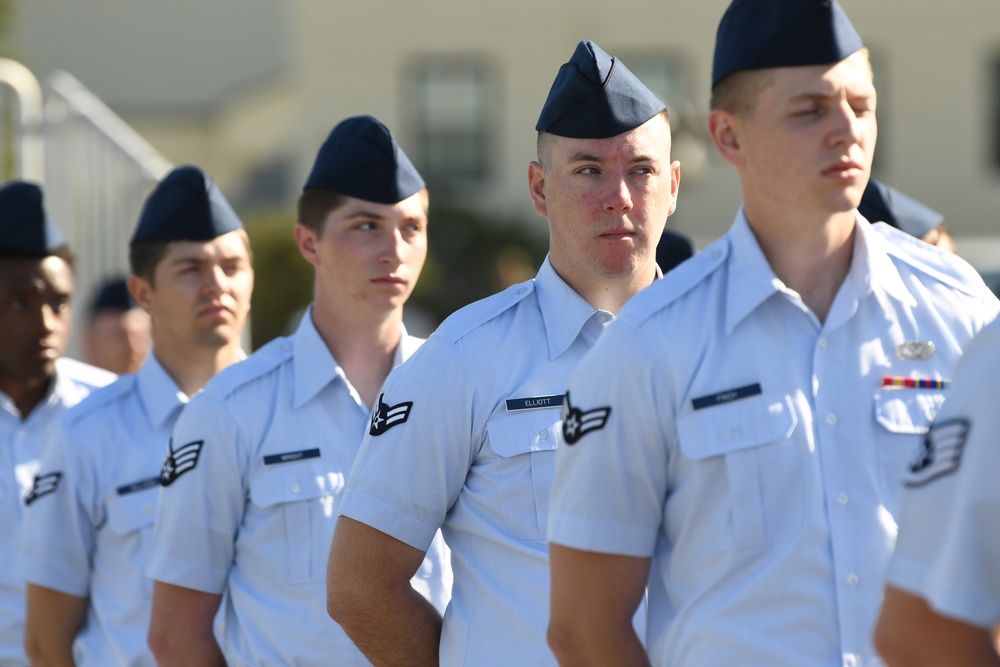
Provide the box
[896,340,935,360]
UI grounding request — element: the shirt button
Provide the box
[537,428,548,440]
[711,250,722,260]
[730,426,743,438]
[846,573,859,586]
[837,493,849,505]
[290,483,300,493]
[817,337,828,349]
[144,505,153,515]
[517,287,527,295]
[825,413,838,426]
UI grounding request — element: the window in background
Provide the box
[408,58,496,189]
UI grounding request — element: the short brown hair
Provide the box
[297,188,348,233]
[129,229,252,284]
[711,48,873,114]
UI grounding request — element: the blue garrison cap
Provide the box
[131,165,243,244]
[713,0,864,87]
[89,277,135,317]
[0,181,66,255]
[858,179,944,239]
[536,41,666,139]
[304,115,425,204]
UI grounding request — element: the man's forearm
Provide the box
[335,583,442,667]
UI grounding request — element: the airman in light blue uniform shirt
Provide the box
[20,165,254,667]
[546,2,1000,666]
[877,316,1000,664]
[147,116,452,666]
[21,357,187,666]
[0,181,114,667]
[329,41,680,666]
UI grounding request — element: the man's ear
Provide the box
[708,109,744,167]
[527,161,548,218]
[294,223,321,268]
[127,275,153,313]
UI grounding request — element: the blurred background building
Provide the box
[3,0,1000,348]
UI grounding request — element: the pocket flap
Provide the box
[874,390,945,435]
[106,485,157,535]
[488,410,561,458]
[677,393,797,460]
[248,458,336,509]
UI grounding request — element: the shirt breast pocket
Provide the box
[487,411,561,541]
[873,390,945,513]
[677,394,800,551]
[247,460,343,584]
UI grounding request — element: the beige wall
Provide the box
[14,0,998,250]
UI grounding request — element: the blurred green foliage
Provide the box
[243,203,547,350]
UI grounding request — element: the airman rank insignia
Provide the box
[562,391,611,445]
[904,418,969,487]
[24,472,62,506]
[160,439,205,486]
[370,393,413,436]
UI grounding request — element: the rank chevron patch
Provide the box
[369,393,413,436]
[561,391,612,445]
[160,439,205,486]
[904,418,970,487]
[24,472,62,506]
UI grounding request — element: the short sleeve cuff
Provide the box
[20,560,89,598]
[339,489,439,552]
[146,552,228,595]
[548,512,657,557]
[888,552,1000,629]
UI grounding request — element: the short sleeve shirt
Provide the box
[20,354,187,667]
[0,358,113,666]
[548,212,999,667]
[886,315,1000,628]
[147,308,450,667]
[340,256,612,667]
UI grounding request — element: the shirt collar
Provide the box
[851,216,917,308]
[137,353,189,431]
[292,306,343,409]
[291,305,411,409]
[726,209,917,333]
[535,255,609,360]
[725,210,784,333]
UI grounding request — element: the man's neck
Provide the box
[154,340,244,398]
[0,374,53,420]
[745,205,857,324]
[552,259,659,316]
[311,301,403,409]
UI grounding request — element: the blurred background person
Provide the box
[859,179,956,253]
[82,277,151,375]
[0,180,114,667]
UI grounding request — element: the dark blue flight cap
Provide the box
[0,181,66,255]
[89,277,135,317]
[131,165,243,244]
[535,40,666,139]
[712,0,864,87]
[304,115,425,204]
[858,179,944,239]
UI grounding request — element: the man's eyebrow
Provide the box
[566,151,658,164]
[343,209,386,220]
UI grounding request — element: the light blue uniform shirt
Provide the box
[887,315,1000,628]
[340,257,615,667]
[0,357,113,667]
[548,212,999,667]
[147,308,451,667]
[20,354,187,667]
